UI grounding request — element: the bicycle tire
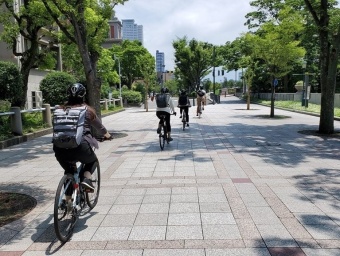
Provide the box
[86,161,101,209]
[159,124,165,150]
[54,174,76,243]
[182,112,186,131]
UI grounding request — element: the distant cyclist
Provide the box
[178,89,191,127]
[196,85,206,116]
[155,87,176,141]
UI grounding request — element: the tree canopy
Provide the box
[173,37,215,92]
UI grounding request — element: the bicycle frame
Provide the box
[57,164,84,214]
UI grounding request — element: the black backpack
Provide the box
[155,93,168,108]
[178,95,188,106]
[52,106,87,149]
[197,90,205,97]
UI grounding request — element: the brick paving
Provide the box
[0,96,340,256]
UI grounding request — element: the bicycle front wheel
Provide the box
[86,161,101,209]
[159,125,165,150]
[54,174,76,243]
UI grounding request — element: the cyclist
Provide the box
[201,86,207,110]
[178,89,191,127]
[196,85,206,116]
[156,87,176,141]
[53,83,111,193]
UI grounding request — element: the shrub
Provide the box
[0,61,23,106]
[134,82,146,99]
[0,100,11,112]
[111,89,120,99]
[122,90,142,104]
[40,71,76,106]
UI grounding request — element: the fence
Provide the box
[0,98,123,136]
[234,92,340,108]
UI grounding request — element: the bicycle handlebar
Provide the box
[96,132,114,142]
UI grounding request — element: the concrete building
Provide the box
[102,15,123,48]
[122,19,143,45]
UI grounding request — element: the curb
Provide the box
[0,128,53,150]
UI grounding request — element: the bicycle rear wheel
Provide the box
[182,112,186,130]
[86,161,101,209]
[159,125,165,150]
[54,174,76,243]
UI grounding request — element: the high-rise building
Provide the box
[156,50,165,72]
[121,19,143,45]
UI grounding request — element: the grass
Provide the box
[252,99,340,118]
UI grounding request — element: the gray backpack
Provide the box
[52,106,87,149]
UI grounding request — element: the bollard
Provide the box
[42,104,52,127]
[104,99,108,111]
[10,107,23,135]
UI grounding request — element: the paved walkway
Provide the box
[1,96,340,256]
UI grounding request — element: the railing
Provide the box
[100,97,123,110]
[0,97,123,136]
[0,104,52,136]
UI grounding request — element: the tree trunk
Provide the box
[318,24,333,133]
[145,82,149,112]
[19,67,30,108]
[247,90,250,110]
[320,32,340,133]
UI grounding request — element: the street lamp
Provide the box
[114,54,122,98]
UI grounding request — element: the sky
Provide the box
[114,0,254,81]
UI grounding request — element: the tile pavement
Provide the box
[0,96,340,256]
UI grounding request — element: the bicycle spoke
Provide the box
[54,175,76,243]
[86,162,100,209]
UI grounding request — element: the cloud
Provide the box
[115,0,253,70]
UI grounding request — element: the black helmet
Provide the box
[180,89,186,95]
[161,87,169,93]
[68,83,86,98]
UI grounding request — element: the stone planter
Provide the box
[295,81,304,92]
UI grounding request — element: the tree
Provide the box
[173,37,214,93]
[0,61,23,106]
[0,0,57,108]
[111,40,153,89]
[247,7,306,117]
[304,0,340,134]
[139,52,156,112]
[41,0,127,117]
